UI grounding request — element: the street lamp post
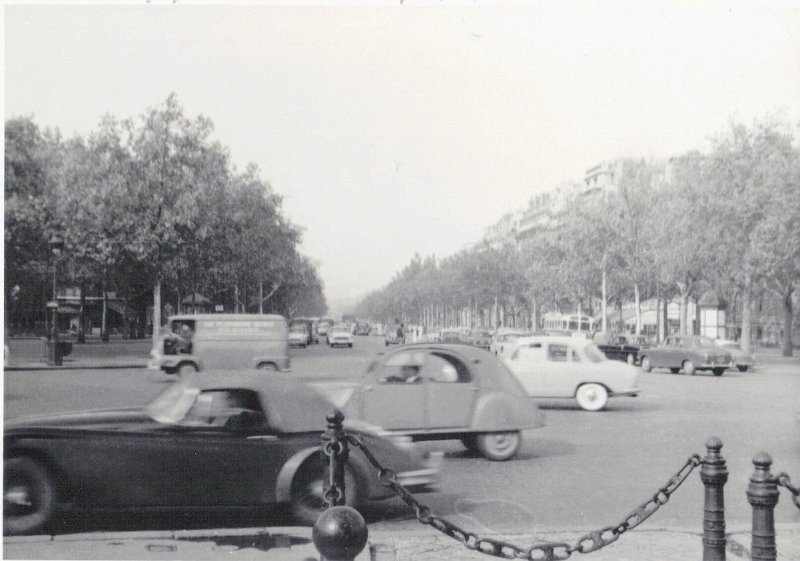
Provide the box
[48,234,64,366]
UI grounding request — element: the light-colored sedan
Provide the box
[328,325,354,348]
[503,336,640,411]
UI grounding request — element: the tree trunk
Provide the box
[78,284,86,343]
[741,272,752,354]
[634,283,641,335]
[678,283,690,335]
[662,296,669,340]
[259,282,264,314]
[152,276,162,347]
[601,268,608,333]
[782,287,794,357]
[101,269,108,340]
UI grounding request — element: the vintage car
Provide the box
[502,336,640,411]
[714,339,755,372]
[467,330,493,350]
[439,329,462,343]
[596,333,652,365]
[3,373,440,535]
[338,344,545,461]
[328,324,354,348]
[288,324,309,348]
[638,335,732,376]
[290,319,318,345]
[489,329,527,357]
[355,322,371,336]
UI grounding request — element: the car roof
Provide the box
[510,335,592,348]
[170,314,286,322]
[180,372,335,433]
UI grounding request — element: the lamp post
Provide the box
[48,234,64,366]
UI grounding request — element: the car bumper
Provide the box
[610,388,640,397]
[396,451,443,490]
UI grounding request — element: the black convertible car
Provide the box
[3,373,440,535]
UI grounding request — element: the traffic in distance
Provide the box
[3,311,772,537]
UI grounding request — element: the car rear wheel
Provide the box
[641,356,652,373]
[626,353,635,365]
[575,383,609,411]
[290,462,360,525]
[712,368,725,376]
[4,457,56,536]
[683,360,696,375]
[476,432,520,461]
[257,363,277,372]
[737,365,748,372]
[670,367,680,374]
[177,363,197,376]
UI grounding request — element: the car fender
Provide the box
[470,391,543,432]
[274,446,373,504]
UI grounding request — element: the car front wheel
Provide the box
[641,356,652,373]
[290,462,360,525]
[737,365,748,372]
[683,360,696,375]
[476,431,521,461]
[712,368,725,376]
[4,457,56,536]
[575,383,609,411]
[178,363,198,376]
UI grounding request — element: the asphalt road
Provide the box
[4,336,799,536]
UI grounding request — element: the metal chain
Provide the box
[774,472,800,510]
[348,434,702,561]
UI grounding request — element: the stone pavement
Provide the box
[4,524,800,560]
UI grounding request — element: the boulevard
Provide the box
[3,336,799,536]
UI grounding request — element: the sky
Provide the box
[4,0,800,311]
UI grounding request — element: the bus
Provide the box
[542,312,594,338]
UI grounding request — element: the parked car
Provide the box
[355,322,371,336]
[288,324,309,348]
[714,339,755,372]
[3,373,440,535]
[467,330,493,350]
[503,336,640,411]
[638,335,732,376]
[339,344,546,461]
[328,324,354,348]
[596,333,652,365]
[149,314,290,375]
[489,329,526,357]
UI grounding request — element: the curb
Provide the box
[4,363,148,371]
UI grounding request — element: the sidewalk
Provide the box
[4,524,800,560]
[4,336,152,371]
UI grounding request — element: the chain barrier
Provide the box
[774,472,800,510]
[348,434,702,560]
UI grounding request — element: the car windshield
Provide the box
[475,331,492,337]
[290,326,307,333]
[332,327,349,333]
[584,344,607,363]
[145,382,201,424]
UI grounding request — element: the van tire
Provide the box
[257,363,278,372]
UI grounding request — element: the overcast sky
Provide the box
[4,1,800,310]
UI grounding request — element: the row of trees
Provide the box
[354,119,800,356]
[5,95,327,341]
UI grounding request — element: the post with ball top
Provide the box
[313,409,368,561]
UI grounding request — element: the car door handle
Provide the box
[247,435,278,441]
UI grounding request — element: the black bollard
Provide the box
[700,437,728,561]
[747,452,780,561]
[313,410,368,561]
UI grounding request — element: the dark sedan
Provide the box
[3,373,439,535]
[596,334,651,365]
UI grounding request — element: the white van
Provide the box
[149,314,290,375]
